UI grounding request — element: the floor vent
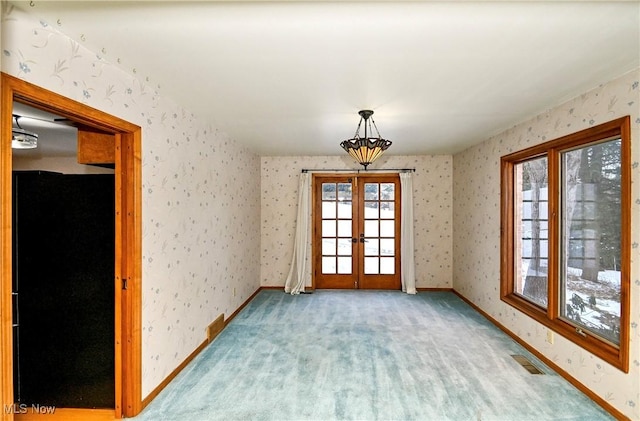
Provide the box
[511,355,545,375]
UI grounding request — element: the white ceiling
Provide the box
[13,1,640,156]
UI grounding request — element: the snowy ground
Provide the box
[564,267,620,342]
[521,262,620,342]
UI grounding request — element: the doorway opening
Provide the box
[313,173,401,290]
[1,73,142,419]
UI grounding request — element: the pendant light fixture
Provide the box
[340,109,392,170]
[12,115,38,149]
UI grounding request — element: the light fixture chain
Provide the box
[370,118,382,138]
[353,117,364,139]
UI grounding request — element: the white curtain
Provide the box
[400,172,417,294]
[284,172,311,295]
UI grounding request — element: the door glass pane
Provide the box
[560,139,622,345]
[337,220,352,237]
[364,220,378,237]
[380,202,395,218]
[322,257,336,274]
[380,257,395,274]
[380,239,394,256]
[364,239,379,256]
[364,202,379,219]
[322,220,336,237]
[338,201,352,218]
[364,183,378,200]
[514,157,549,308]
[338,183,352,200]
[380,183,395,200]
[337,238,352,256]
[337,257,351,274]
[322,201,336,219]
[364,257,379,274]
[322,183,336,200]
[322,238,336,255]
[380,220,394,237]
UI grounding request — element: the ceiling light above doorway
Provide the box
[12,115,38,149]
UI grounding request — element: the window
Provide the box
[501,116,630,372]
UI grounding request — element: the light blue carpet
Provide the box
[132,290,613,420]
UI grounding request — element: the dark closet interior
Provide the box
[12,170,115,408]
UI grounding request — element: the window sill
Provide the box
[501,293,628,373]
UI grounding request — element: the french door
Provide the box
[313,174,401,289]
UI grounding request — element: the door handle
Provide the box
[352,238,357,243]
[12,292,19,328]
[360,238,366,243]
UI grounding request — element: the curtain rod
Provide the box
[301,168,415,173]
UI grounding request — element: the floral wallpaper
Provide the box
[452,68,640,420]
[4,2,638,418]
[1,3,261,397]
[261,155,453,289]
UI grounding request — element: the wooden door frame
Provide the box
[312,174,360,289]
[311,173,401,290]
[0,73,142,419]
[356,174,401,289]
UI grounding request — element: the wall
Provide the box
[452,69,640,419]
[261,154,453,289]
[1,4,261,397]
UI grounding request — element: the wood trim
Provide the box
[453,290,629,421]
[120,128,143,417]
[617,115,632,375]
[312,174,401,290]
[140,339,209,410]
[1,71,15,421]
[113,133,123,418]
[499,116,631,372]
[207,314,225,343]
[225,287,263,326]
[312,174,358,289]
[0,73,143,420]
[271,287,448,292]
[357,174,401,290]
[77,129,116,165]
[500,155,515,298]
[141,286,263,411]
[547,146,559,321]
[14,408,115,421]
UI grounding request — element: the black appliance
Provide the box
[12,171,115,408]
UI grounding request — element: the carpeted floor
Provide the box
[132,290,613,420]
